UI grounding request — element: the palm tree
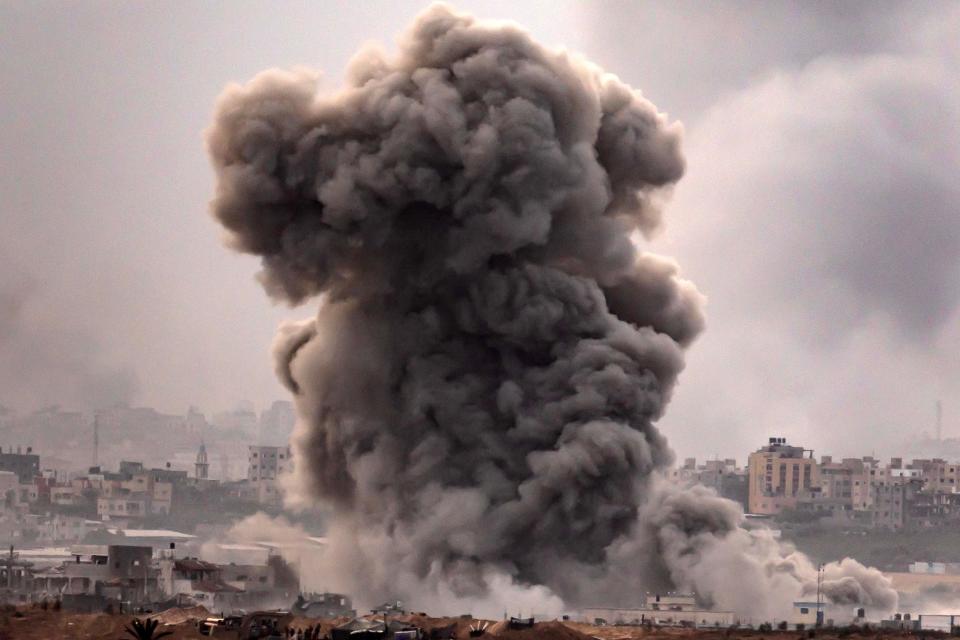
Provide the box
[122,617,174,640]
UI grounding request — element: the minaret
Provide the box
[195,441,209,480]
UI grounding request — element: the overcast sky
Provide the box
[2,0,957,461]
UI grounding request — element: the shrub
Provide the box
[123,617,174,640]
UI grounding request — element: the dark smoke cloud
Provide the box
[208,3,895,619]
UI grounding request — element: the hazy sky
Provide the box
[2,1,958,460]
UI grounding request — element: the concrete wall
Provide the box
[580,607,735,627]
[919,614,957,632]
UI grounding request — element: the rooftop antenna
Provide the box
[93,412,100,468]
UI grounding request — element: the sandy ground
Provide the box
[0,605,207,640]
[0,606,940,640]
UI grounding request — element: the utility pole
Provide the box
[815,564,824,627]
[93,412,100,468]
[6,545,13,589]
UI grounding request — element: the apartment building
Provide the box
[248,445,292,481]
[748,437,818,515]
[246,445,292,506]
[121,473,174,515]
[914,459,960,494]
[818,457,874,510]
[97,495,148,520]
[872,478,923,529]
[0,447,40,482]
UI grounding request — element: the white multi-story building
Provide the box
[247,445,292,506]
[581,593,735,628]
[248,446,292,482]
[39,514,99,544]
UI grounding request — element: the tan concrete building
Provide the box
[918,460,960,494]
[817,457,874,511]
[748,437,818,514]
[119,472,173,515]
[851,461,875,511]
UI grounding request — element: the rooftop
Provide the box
[174,558,219,572]
[192,579,242,593]
[105,528,196,539]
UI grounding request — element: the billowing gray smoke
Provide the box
[207,3,896,620]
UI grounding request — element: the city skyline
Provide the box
[2,2,959,625]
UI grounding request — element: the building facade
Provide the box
[748,437,818,515]
[248,446,292,482]
[0,448,40,483]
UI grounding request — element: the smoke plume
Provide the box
[0,258,139,412]
[207,3,895,619]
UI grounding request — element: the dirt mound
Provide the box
[288,615,342,637]
[152,605,210,625]
[486,619,511,635]
[488,620,596,640]
[563,621,648,640]
[0,607,205,640]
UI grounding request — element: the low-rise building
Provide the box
[581,606,735,627]
[62,544,155,599]
[220,563,274,592]
[97,495,148,521]
[792,601,824,627]
[293,592,355,619]
[93,527,196,556]
[647,593,697,611]
[158,556,243,610]
[49,485,78,506]
[38,515,100,544]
